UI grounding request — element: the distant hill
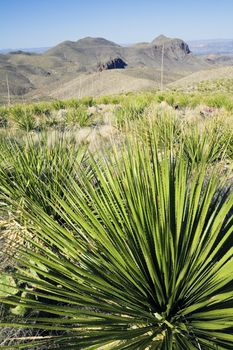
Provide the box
[0,35,229,103]
[203,53,233,66]
[45,35,199,70]
[188,39,233,55]
[0,47,50,54]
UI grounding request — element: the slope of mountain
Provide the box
[0,35,226,103]
[169,66,233,90]
[40,68,184,100]
[47,70,156,99]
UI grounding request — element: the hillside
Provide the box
[35,68,184,100]
[170,66,233,91]
[0,35,228,103]
[47,70,157,99]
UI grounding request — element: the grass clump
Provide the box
[115,96,150,126]
[66,107,92,127]
[79,96,95,107]
[9,105,37,132]
[30,102,51,117]
[51,99,66,110]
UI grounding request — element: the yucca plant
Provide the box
[30,102,51,117]
[9,106,37,132]
[0,131,232,349]
[115,98,149,127]
[208,120,233,161]
[51,100,66,111]
[182,126,229,166]
[0,132,87,217]
[144,109,182,150]
[79,96,95,107]
[66,107,92,128]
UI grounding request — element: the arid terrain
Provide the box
[1,34,233,104]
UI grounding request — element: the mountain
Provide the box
[0,35,226,103]
[45,37,123,72]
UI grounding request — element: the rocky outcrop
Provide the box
[97,58,127,71]
[151,35,191,59]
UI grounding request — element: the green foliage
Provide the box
[197,79,233,94]
[207,119,233,160]
[203,94,233,111]
[79,96,95,107]
[115,97,150,126]
[0,133,87,217]
[0,275,17,297]
[182,126,226,165]
[153,91,233,111]
[0,107,8,127]
[65,98,81,109]
[66,107,92,127]
[51,100,66,110]
[10,105,37,131]
[145,109,183,149]
[30,102,51,116]
[0,131,232,349]
[95,94,125,105]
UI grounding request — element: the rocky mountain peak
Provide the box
[151,34,171,45]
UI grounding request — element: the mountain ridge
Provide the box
[0,34,231,103]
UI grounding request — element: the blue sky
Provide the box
[1,0,233,49]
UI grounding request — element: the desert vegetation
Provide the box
[0,90,232,349]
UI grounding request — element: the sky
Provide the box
[1,0,233,49]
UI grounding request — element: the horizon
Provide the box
[1,36,233,52]
[1,0,233,50]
